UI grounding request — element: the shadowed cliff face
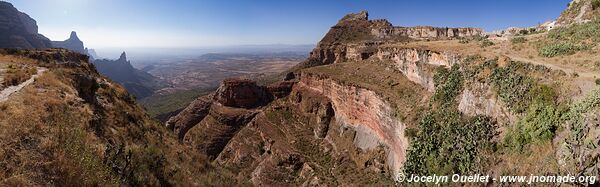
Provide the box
[0,2,51,49]
[51,31,86,54]
[93,52,163,99]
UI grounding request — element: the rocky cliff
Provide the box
[169,9,599,185]
[556,0,600,25]
[0,49,244,186]
[93,52,163,99]
[299,11,481,68]
[0,1,51,49]
[51,31,86,54]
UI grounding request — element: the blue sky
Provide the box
[7,0,571,48]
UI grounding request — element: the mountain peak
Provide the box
[340,10,369,22]
[69,31,79,40]
[119,51,127,61]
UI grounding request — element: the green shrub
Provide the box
[480,39,494,48]
[511,37,527,44]
[596,79,600,85]
[538,42,584,57]
[546,19,600,43]
[404,66,496,176]
[593,0,600,10]
[503,85,565,152]
[405,111,496,175]
[432,66,463,107]
[518,29,530,35]
[490,62,535,113]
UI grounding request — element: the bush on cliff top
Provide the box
[510,37,527,44]
[538,18,600,57]
[404,66,496,176]
[490,62,536,113]
[503,85,566,152]
[539,42,586,57]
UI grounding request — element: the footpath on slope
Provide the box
[0,67,47,102]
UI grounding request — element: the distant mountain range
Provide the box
[93,52,165,98]
[0,1,161,99]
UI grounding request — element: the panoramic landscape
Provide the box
[0,0,599,186]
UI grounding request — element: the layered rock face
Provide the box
[296,73,409,175]
[214,78,272,108]
[376,47,459,91]
[169,76,397,185]
[51,31,86,54]
[0,1,51,49]
[372,26,482,39]
[302,11,481,68]
[166,78,294,141]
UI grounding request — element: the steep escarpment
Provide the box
[93,52,164,99]
[298,10,481,68]
[0,49,240,186]
[171,8,599,185]
[168,57,427,184]
[0,1,51,49]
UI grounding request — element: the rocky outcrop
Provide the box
[93,52,162,99]
[214,78,271,108]
[51,31,86,54]
[376,47,460,91]
[458,82,515,124]
[86,48,98,59]
[0,1,51,49]
[300,11,481,68]
[556,0,599,25]
[296,73,409,175]
[165,79,295,142]
[185,104,259,158]
[166,94,213,140]
[372,26,483,40]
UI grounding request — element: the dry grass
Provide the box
[491,143,560,177]
[0,50,241,186]
[388,35,600,81]
[301,60,430,125]
[2,64,37,87]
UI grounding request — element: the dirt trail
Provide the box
[507,55,599,79]
[0,67,47,102]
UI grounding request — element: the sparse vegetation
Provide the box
[538,18,600,57]
[480,39,494,48]
[539,42,586,57]
[490,62,536,113]
[593,0,600,10]
[140,87,215,118]
[511,37,527,44]
[405,66,496,176]
[596,78,600,85]
[503,85,566,152]
[2,64,36,87]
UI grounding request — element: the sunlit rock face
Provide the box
[304,11,481,68]
[297,73,409,176]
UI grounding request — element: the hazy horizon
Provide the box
[94,44,314,62]
[7,0,570,49]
